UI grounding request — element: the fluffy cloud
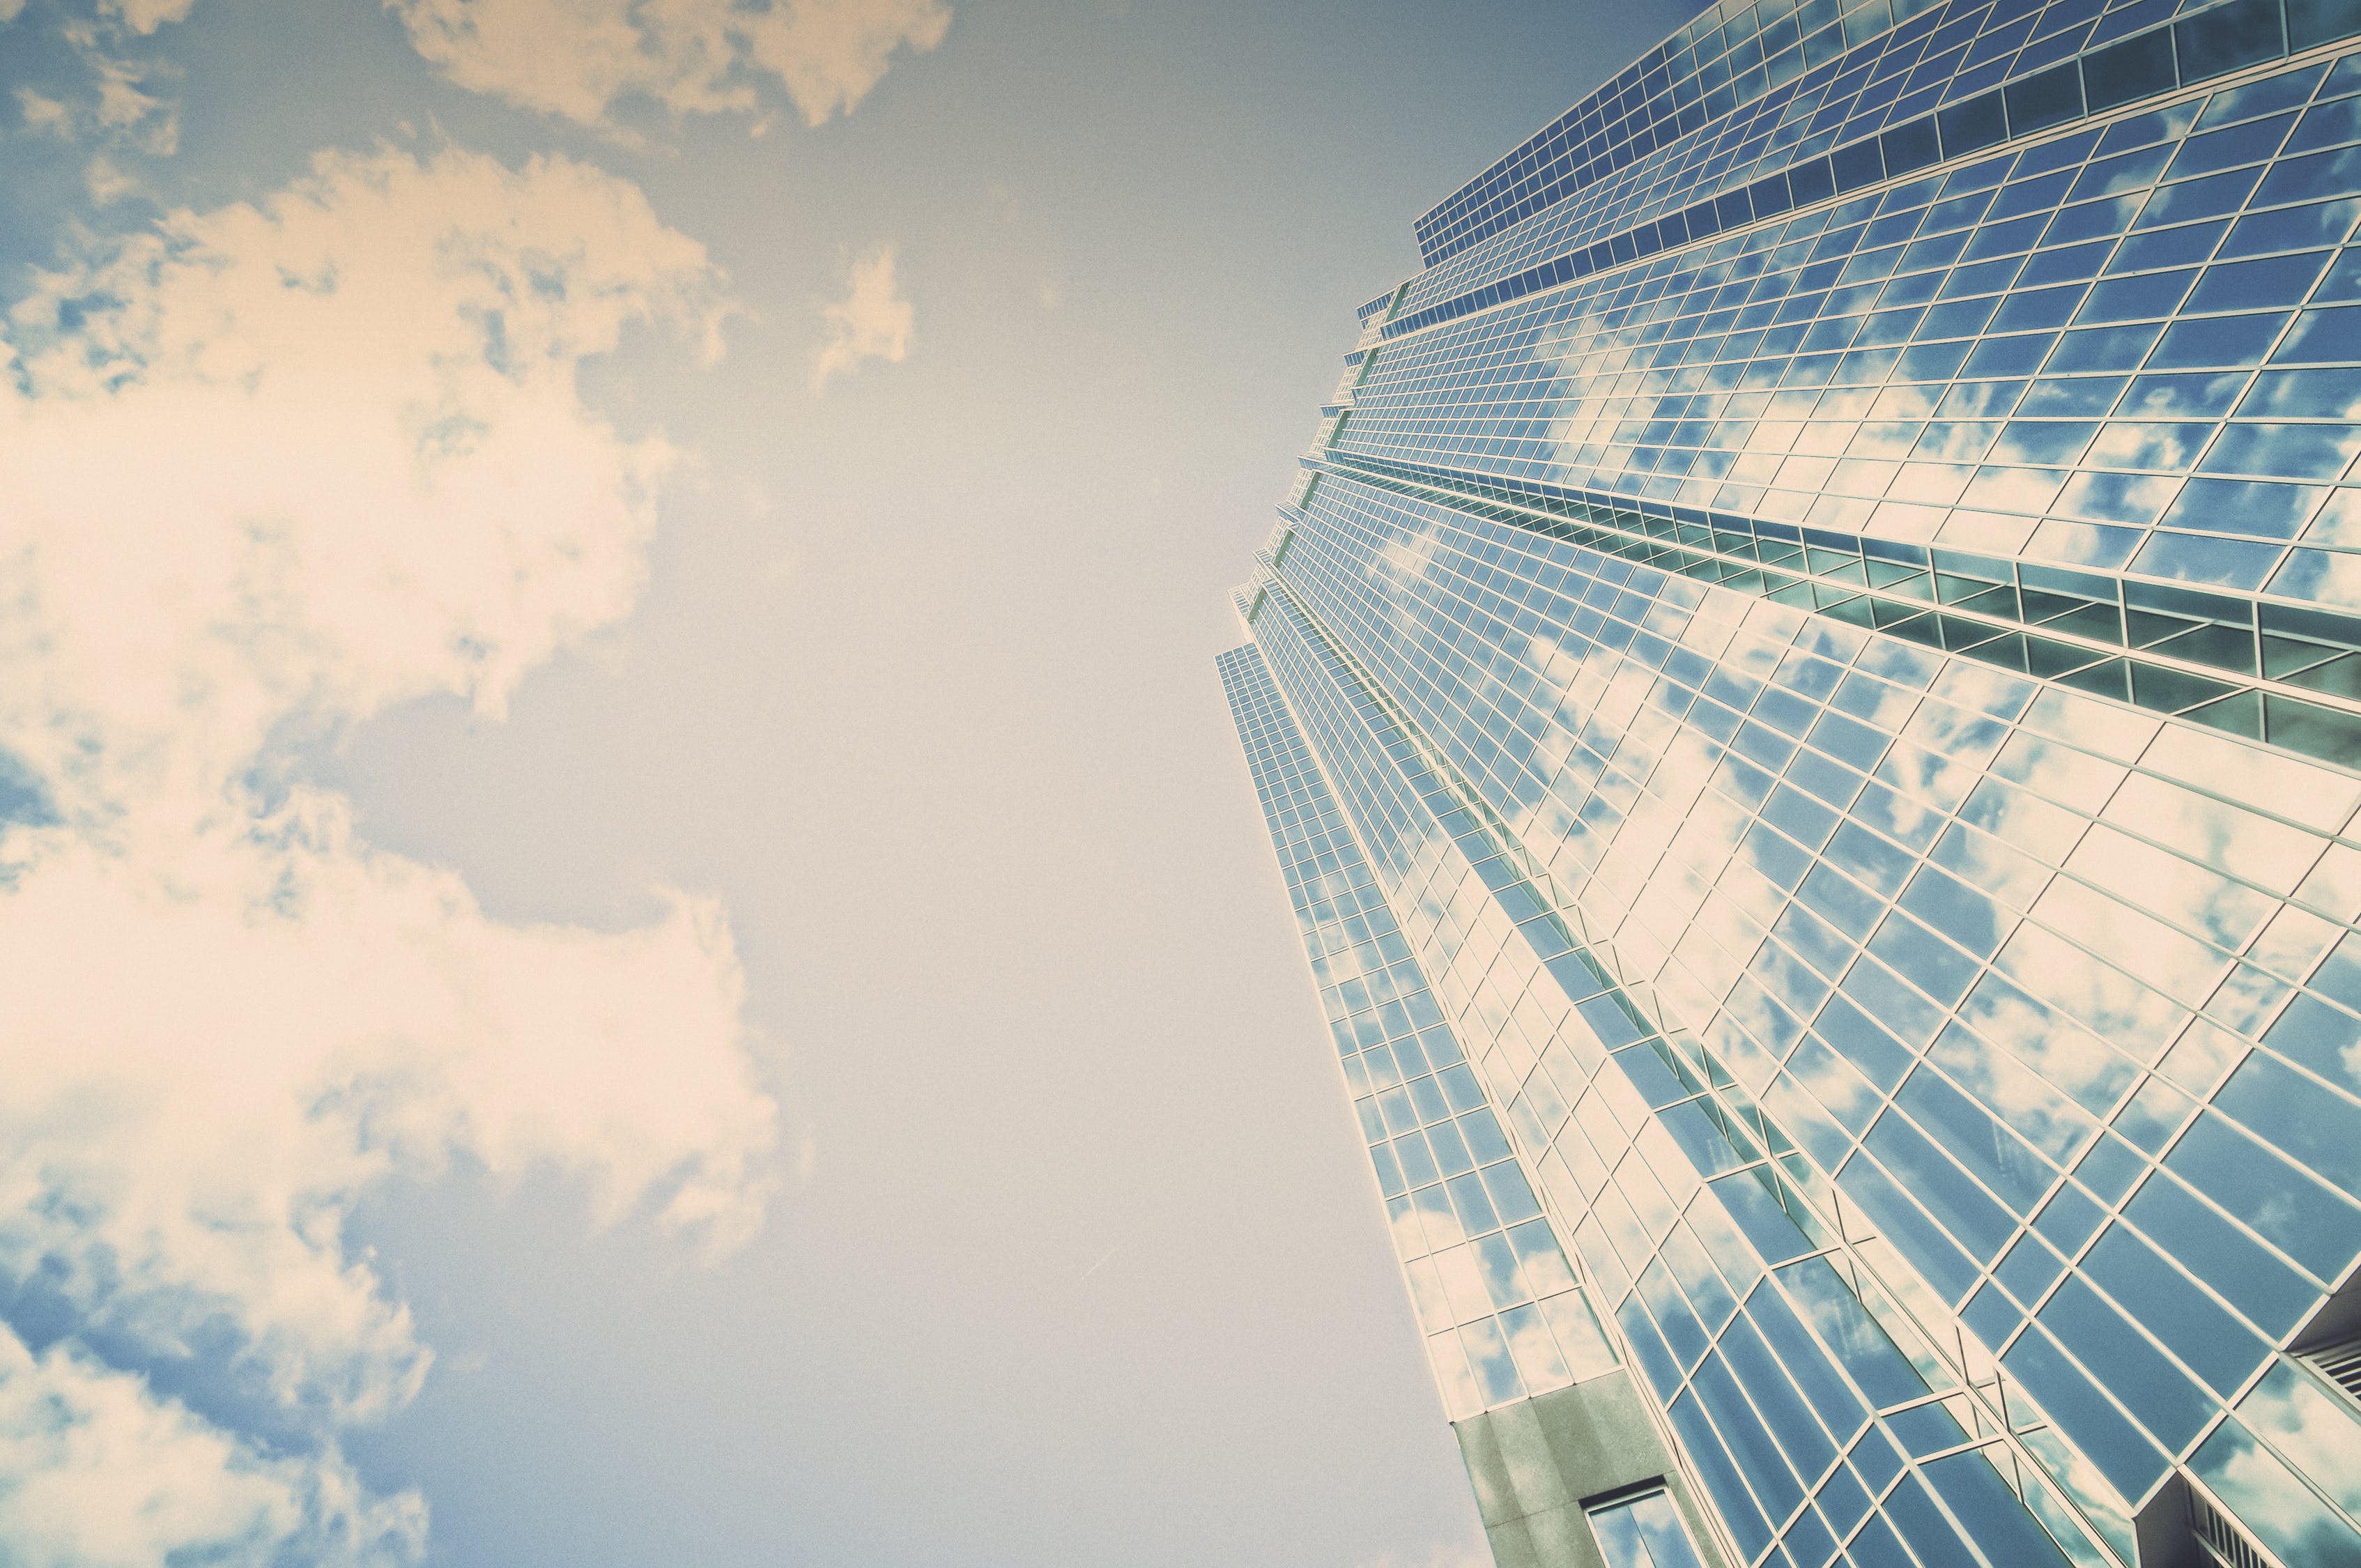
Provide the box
[0,143,775,1558]
[811,240,913,390]
[86,49,178,151]
[7,10,183,157]
[0,1332,423,1567]
[388,0,952,130]
[17,88,73,137]
[96,0,199,32]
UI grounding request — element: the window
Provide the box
[1589,1488,1712,1568]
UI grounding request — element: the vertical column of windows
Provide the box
[1268,461,2361,1534]
[1247,584,2118,1568]
[1233,5,2361,1565]
[1218,647,1615,1419]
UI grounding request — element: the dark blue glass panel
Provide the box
[1884,117,1941,178]
[1918,1453,2075,1568]
[2148,310,2288,366]
[1881,1472,1984,1568]
[1898,1064,2058,1214]
[1622,1295,1686,1401]
[2191,251,2332,311]
[2163,1110,2361,1278]
[1670,1391,1774,1560]
[2121,1171,2314,1335]
[2276,303,2361,362]
[2082,27,2176,114]
[2213,1050,2361,1193]
[1847,1514,1916,1568]
[1693,1352,1809,1519]
[2110,218,2231,270]
[1720,1314,1840,1476]
[1792,157,1839,207]
[2291,0,2361,49]
[2176,0,2286,84]
[2223,197,2361,255]
[2253,146,2361,208]
[2007,62,2087,136]
[2079,1224,2266,1394]
[1835,137,1889,196]
[2262,991,2361,1097]
[1711,1173,1820,1264]
[2176,113,2299,181]
[2160,478,2321,538]
[1842,1139,1987,1303]
[1886,1399,1969,1459]
[2000,1323,2169,1499]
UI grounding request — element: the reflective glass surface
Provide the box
[1226,5,2361,1566]
[1593,1489,1717,1568]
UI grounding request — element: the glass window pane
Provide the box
[1590,1489,1712,1568]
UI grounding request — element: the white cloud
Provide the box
[0,141,774,1557]
[0,1328,424,1567]
[387,0,952,130]
[17,87,72,137]
[5,15,182,160]
[84,151,141,203]
[98,0,199,32]
[811,240,912,390]
[87,49,178,153]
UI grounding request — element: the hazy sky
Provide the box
[0,1,1695,1563]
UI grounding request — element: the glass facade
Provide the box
[1220,1,2361,1564]
[1594,1490,1718,1568]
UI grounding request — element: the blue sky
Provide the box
[0,1,1695,1562]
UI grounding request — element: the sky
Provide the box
[0,1,1696,1563]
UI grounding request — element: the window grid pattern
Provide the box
[2185,1355,2361,1561]
[1592,1487,1716,1568]
[1225,14,2361,1567]
[1406,0,2353,301]
[1309,445,2361,769]
[1247,453,2361,1549]
[1352,56,2361,632]
[1387,0,2361,347]
[1217,646,1618,1417]
[1244,583,2118,1568]
[1415,0,2099,269]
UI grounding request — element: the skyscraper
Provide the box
[1218,2,2361,1565]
